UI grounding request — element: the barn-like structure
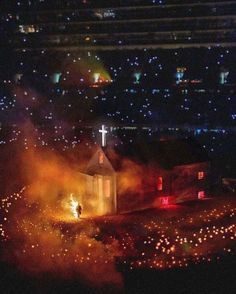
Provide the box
[77,138,210,217]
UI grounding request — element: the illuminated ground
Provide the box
[1,191,236,293]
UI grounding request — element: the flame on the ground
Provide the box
[70,194,79,219]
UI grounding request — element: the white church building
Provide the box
[76,126,117,217]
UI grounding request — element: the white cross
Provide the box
[99,125,108,147]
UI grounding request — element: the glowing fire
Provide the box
[70,194,79,218]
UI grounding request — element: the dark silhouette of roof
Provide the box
[105,137,210,170]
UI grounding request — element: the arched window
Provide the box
[198,191,205,199]
[104,179,111,198]
[198,171,204,180]
[98,151,104,165]
[157,176,163,191]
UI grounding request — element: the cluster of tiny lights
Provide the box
[0,187,26,239]
[0,47,235,130]
[0,47,235,159]
[0,2,236,290]
[1,187,236,272]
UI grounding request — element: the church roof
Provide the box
[105,137,210,170]
[85,149,115,176]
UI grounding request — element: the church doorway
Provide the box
[94,174,113,215]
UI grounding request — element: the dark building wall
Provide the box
[172,162,210,202]
[117,161,210,213]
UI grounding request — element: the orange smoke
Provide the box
[106,148,159,213]
[1,143,123,288]
[117,158,143,195]
[3,206,122,286]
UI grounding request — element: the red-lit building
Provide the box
[113,138,210,212]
